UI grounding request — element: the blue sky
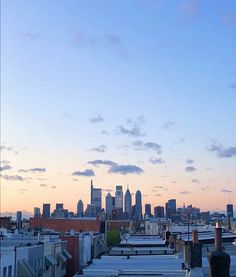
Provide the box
[1,0,236,214]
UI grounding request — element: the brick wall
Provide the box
[29,218,100,233]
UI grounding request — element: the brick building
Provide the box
[61,236,80,277]
[0,217,11,229]
[107,220,131,232]
[29,217,100,233]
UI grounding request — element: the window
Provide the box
[3,267,7,277]
[8,266,12,277]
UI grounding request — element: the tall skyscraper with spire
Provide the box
[115,185,123,210]
[124,186,132,219]
[90,180,93,204]
[135,189,142,221]
[90,180,102,212]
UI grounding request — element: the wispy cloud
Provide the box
[149,157,165,164]
[118,116,146,137]
[221,189,233,193]
[208,140,236,158]
[174,138,185,145]
[88,159,143,175]
[1,160,10,166]
[180,190,191,195]
[186,159,194,164]
[0,145,12,151]
[185,166,197,172]
[192,179,199,183]
[40,184,47,187]
[90,114,104,123]
[19,168,46,173]
[51,185,56,189]
[162,121,175,130]
[108,164,143,175]
[0,145,18,154]
[0,174,25,181]
[90,145,107,153]
[88,160,115,167]
[72,169,95,177]
[132,140,162,154]
[0,165,12,171]
[62,112,73,118]
[70,31,127,57]
[101,130,109,135]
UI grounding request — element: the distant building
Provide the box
[131,205,136,219]
[42,203,50,218]
[85,204,96,217]
[16,211,22,228]
[154,206,164,218]
[166,199,176,218]
[77,200,84,217]
[34,207,40,218]
[53,203,65,218]
[124,188,132,219]
[107,220,131,232]
[0,217,11,229]
[115,185,123,210]
[56,203,64,210]
[227,204,234,218]
[91,180,102,212]
[112,208,123,220]
[135,190,142,221]
[145,204,151,217]
[105,193,114,219]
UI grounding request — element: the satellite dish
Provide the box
[121,233,130,241]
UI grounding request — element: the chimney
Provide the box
[208,223,231,277]
[214,224,222,252]
[192,229,198,244]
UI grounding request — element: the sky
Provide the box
[1,0,236,217]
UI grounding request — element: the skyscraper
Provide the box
[56,203,63,210]
[16,211,22,228]
[85,204,96,217]
[42,203,50,218]
[124,187,132,219]
[115,185,123,210]
[90,179,93,204]
[227,204,234,218]
[34,207,40,218]
[106,193,114,219]
[77,200,84,217]
[145,204,151,217]
[90,180,102,212]
[135,190,142,221]
[166,199,176,218]
[154,206,164,218]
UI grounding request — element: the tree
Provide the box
[107,229,120,246]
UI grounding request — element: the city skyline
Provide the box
[1,1,236,215]
[1,181,234,219]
